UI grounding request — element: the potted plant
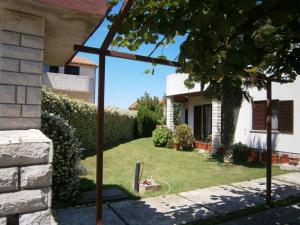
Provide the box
[174,124,194,151]
[204,136,212,153]
[280,154,289,164]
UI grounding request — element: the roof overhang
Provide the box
[3,0,108,65]
[172,92,203,102]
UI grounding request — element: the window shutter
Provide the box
[252,101,266,130]
[278,101,293,133]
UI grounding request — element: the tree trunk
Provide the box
[221,77,235,163]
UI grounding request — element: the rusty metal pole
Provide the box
[266,79,272,206]
[96,53,105,225]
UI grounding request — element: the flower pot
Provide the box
[272,154,280,164]
[194,141,207,150]
[175,143,181,150]
[248,150,259,162]
[280,154,289,164]
[205,143,212,154]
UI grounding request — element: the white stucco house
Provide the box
[166,73,299,156]
[43,56,97,103]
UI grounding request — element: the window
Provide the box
[184,109,188,124]
[194,104,212,140]
[252,100,293,133]
[64,65,80,75]
[49,66,59,73]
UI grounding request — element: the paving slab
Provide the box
[179,185,265,215]
[274,172,300,185]
[219,203,300,225]
[109,194,216,225]
[78,188,128,204]
[231,178,300,200]
[51,205,126,225]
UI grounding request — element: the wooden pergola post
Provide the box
[266,79,272,206]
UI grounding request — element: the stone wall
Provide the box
[166,97,175,131]
[0,9,44,130]
[212,100,222,153]
[0,129,52,225]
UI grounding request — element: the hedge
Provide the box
[137,107,160,137]
[42,87,137,150]
[41,112,81,202]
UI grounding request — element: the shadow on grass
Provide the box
[80,177,140,202]
[205,154,265,168]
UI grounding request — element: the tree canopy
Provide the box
[108,0,300,85]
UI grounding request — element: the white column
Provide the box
[212,100,222,153]
[166,97,175,131]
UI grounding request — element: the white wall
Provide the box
[52,64,96,103]
[166,73,201,96]
[234,77,300,154]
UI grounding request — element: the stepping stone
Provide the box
[273,172,300,185]
[51,205,126,225]
[78,188,128,204]
[231,178,300,200]
[219,203,300,225]
[179,185,265,215]
[109,194,216,225]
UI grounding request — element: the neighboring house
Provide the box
[166,73,299,156]
[43,56,97,103]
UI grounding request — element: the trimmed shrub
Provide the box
[233,142,251,162]
[152,126,173,147]
[174,124,194,150]
[41,112,81,202]
[136,108,160,137]
[42,88,136,150]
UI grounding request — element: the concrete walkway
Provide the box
[52,172,300,225]
[220,203,300,225]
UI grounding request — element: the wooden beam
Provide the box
[74,45,180,67]
[74,45,101,55]
[101,0,134,50]
[103,50,180,67]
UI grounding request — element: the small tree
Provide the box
[136,93,163,137]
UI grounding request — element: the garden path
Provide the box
[52,172,300,225]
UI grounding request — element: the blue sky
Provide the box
[77,6,185,109]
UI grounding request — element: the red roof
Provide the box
[70,56,97,67]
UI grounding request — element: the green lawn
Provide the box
[80,138,287,199]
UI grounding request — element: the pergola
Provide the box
[74,1,275,224]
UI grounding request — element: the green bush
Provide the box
[41,112,81,202]
[233,142,251,162]
[174,124,194,150]
[42,88,136,150]
[136,108,160,137]
[152,126,173,147]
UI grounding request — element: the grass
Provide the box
[80,137,287,199]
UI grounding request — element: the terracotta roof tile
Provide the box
[71,56,97,67]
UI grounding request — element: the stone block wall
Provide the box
[212,100,222,153]
[166,97,175,131]
[0,9,44,130]
[0,129,52,225]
